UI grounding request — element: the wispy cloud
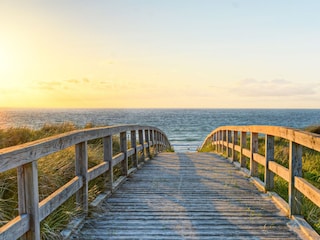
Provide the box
[229,78,317,97]
[36,78,92,91]
[37,81,62,90]
[65,79,79,84]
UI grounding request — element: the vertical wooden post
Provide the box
[265,135,275,191]
[222,130,227,155]
[120,131,128,176]
[75,141,88,212]
[250,133,258,177]
[226,130,230,158]
[158,132,161,151]
[145,129,150,159]
[289,141,302,216]
[218,131,221,153]
[240,132,247,167]
[17,167,27,240]
[138,129,145,163]
[155,131,159,153]
[18,162,40,240]
[131,130,138,168]
[232,131,238,162]
[150,129,155,155]
[103,136,113,191]
[215,132,218,152]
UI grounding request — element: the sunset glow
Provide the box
[1,1,320,109]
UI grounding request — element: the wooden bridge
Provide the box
[0,125,320,239]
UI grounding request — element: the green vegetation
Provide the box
[0,122,166,239]
[199,126,320,234]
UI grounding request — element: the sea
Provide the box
[0,108,319,152]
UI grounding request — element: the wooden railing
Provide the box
[0,125,171,240]
[200,125,320,218]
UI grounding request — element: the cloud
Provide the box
[229,78,317,97]
[65,79,79,84]
[36,77,92,91]
[37,81,62,90]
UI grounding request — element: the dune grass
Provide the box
[199,126,320,234]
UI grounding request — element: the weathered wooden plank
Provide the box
[138,130,145,162]
[265,135,275,191]
[127,147,135,158]
[103,135,113,192]
[136,144,143,152]
[289,141,302,216]
[39,177,82,221]
[87,162,109,182]
[232,131,238,162]
[201,125,320,152]
[112,153,125,167]
[250,132,259,177]
[240,131,247,167]
[120,131,128,176]
[234,145,241,152]
[295,176,320,208]
[130,130,138,168]
[252,153,265,166]
[242,148,251,158]
[75,141,88,213]
[0,214,29,240]
[0,125,170,173]
[268,161,289,182]
[21,161,40,240]
[71,153,302,240]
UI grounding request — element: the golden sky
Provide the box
[1,1,320,108]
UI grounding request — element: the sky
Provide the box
[0,0,320,109]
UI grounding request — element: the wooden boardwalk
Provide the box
[70,152,301,240]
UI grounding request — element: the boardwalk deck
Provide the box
[70,152,301,240]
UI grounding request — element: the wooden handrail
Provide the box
[200,125,320,219]
[0,125,171,240]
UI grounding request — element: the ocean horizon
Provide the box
[1,108,320,152]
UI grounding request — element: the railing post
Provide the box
[18,162,40,240]
[214,132,219,152]
[103,136,113,191]
[232,131,238,162]
[131,130,138,168]
[138,129,145,162]
[120,131,128,176]
[265,135,275,191]
[222,130,227,155]
[226,130,230,158]
[150,129,155,155]
[161,133,164,151]
[289,141,302,216]
[145,129,150,159]
[218,131,222,153]
[250,132,258,177]
[159,132,162,151]
[75,141,88,212]
[155,131,159,153]
[240,131,246,167]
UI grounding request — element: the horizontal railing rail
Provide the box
[0,125,171,240]
[200,125,320,219]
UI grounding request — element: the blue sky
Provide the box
[1,1,319,108]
